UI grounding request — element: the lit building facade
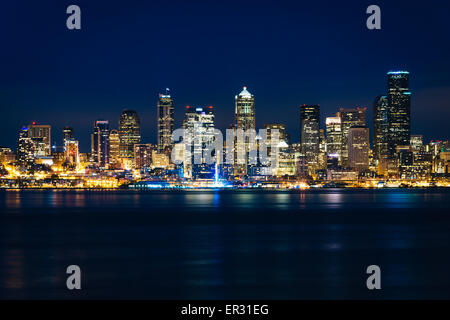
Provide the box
[28,123,51,156]
[387,71,411,157]
[338,107,366,167]
[326,116,342,161]
[16,126,35,170]
[134,144,155,170]
[373,95,389,162]
[109,129,120,168]
[157,91,175,154]
[91,120,110,168]
[119,110,141,169]
[182,106,215,179]
[300,104,320,175]
[235,86,255,175]
[348,126,370,173]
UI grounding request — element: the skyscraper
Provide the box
[134,144,155,170]
[119,109,141,169]
[109,129,120,168]
[235,86,255,131]
[300,105,320,175]
[325,116,342,159]
[62,126,74,146]
[348,126,370,173]
[16,126,35,170]
[387,71,411,157]
[157,90,175,154]
[182,106,215,179]
[28,123,51,156]
[373,95,389,162]
[91,120,110,168]
[338,107,366,167]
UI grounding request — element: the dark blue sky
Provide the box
[1,0,449,152]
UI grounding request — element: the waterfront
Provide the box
[1,189,450,299]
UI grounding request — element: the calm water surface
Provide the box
[1,189,450,299]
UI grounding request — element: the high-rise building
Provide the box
[16,126,35,169]
[64,139,79,165]
[235,86,255,131]
[410,134,423,152]
[109,129,120,168]
[373,95,389,162]
[91,120,110,168]
[300,104,320,175]
[134,144,155,170]
[28,123,51,156]
[182,106,215,179]
[235,87,255,176]
[338,107,366,167]
[325,116,342,160]
[387,71,411,157]
[348,126,370,173]
[119,110,141,169]
[157,90,175,154]
[62,126,74,145]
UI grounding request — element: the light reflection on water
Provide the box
[1,189,450,299]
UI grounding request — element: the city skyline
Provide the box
[2,1,450,150]
[3,71,447,155]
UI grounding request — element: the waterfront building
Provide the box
[157,90,175,154]
[373,95,389,162]
[134,143,155,170]
[235,86,255,176]
[119,110,141,169]
[326,116,342,161]
[338,107,366,167]
[28,123,51,157]
[348,126,370,173]
[300,105,320,175]
[387,71,411,157]
[91,120,110,168]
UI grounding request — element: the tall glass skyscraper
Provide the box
[387,71,411,157]
[325,116,342,160]
[373,95,389,161]
[182,106,215,179]
[300,105,320,175]
[28,123,51,157]
[234,86,255,175]
[338,107,366,167]
[91,120,110,168]
[157,90,174,154]
[119,109,141,169]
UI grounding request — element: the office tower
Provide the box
[119,109,141,169]
[157,90,175,154]
[325,116,342,159]
[338,107,366,167]
[235,86,255,131]
[373,95,389,162]
[16,126,35,169]
[134,144,155,170]
[28,122,51,156]
[64,139,79,165]
[234,86,255,175]
[410,134,423,152]
[264,124,286,159]
[109,129,120,167]
[62,126,74,145]
[318,128,327,170]
[348,126,370,173]
[300,104,320,175]
[0,147,15,164]
[387,71,411,156]
[91,120,110,168]
[182,106,215,179]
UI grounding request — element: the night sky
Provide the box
[1,0,449,152]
